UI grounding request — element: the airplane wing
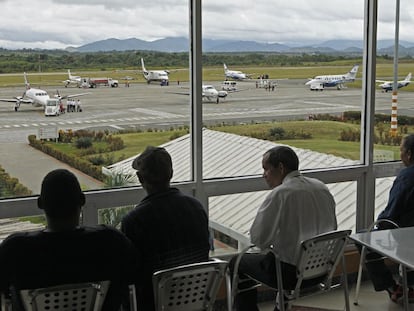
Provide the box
[166,91,190,96]
[0,97,33,104]
[375,80,388,83]
[56,92,91,100]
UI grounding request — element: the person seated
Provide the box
[363,134,414,303]
[231,146,337,311]
[0,169,137,311]
[121,146,210,311]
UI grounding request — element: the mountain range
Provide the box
[67,37,414,56]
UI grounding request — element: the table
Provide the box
[350,227,414,310]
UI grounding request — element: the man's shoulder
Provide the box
[0,230,42,248]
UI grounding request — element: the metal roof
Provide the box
[105,128,395,244]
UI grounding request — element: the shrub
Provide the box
[75,137,93,149]
[89,155,105,166]
[269,127,286,139]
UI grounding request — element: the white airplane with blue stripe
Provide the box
[305,65,359,91]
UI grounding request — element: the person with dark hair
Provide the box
[231,146,337,311]
[0,169,137,311]
[121,146,210,311]
[364,134,414,302]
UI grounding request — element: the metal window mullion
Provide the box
[357,0,378,231]
[189,0,207,206]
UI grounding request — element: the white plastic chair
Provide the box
[152,258,231,311]
[232,230,351,311]
[2,282,137,311]
[19,281,110,311]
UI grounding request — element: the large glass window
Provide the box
[0,0,407,244]
[374,0,414,163]
[201,1,365,179]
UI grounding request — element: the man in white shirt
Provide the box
[232,146,337,311]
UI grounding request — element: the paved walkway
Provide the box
[0,142,104,194]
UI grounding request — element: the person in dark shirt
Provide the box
[121,146,210,311]
[0,169,137,311]
[365,134,414,302]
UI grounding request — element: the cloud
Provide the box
[0,0,412,49]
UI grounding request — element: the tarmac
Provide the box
[0,142,104,195]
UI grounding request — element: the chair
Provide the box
[231,229,351,311]
[1,281,137,311]
[18,280,110,311]
[353,219,399,305]
[152,258,231,311]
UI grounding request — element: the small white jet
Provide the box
[0,72,89,111]
[170,85,230,104]
[305,65,359,90]
[224,63,250,81]
[63,69,82,87]
[376,73,412,92]
[202,85,229,103]
[141,58,169,84]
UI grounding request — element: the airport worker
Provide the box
[0,169,137,311]
[363,134,414,303]
[231,145,337,311]
[121,146,210,311]
[77,99,82,112]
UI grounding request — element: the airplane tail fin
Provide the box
[346,65,359,81]
[141,58,147,72]
[224,63,228,72]
[405,72,412,82]
[68,69,72,79]
[23,72,30,89]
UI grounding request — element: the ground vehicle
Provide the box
[81,77,119,88]
[309,83,324,91]
[44,99,62,116]
[221,81,237,91]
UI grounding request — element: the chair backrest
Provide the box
[294,230,351,293]
[152,258,228,311]
[19,281,110,311]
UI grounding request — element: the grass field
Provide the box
[1,62,414,92]
[46,121,403,165]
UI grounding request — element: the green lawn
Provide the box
[49,129,188,164]
[210,120,402,161]
[1,62,414,92]
[44,120,403,165]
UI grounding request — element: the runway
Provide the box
[1,79,414,143]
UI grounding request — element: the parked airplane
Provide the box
[141,58,169,84]
[63,69,82,87]
[376,73,412,92]
[224,63,250,81]
[170,85,230,103]
[0,72,89,111]
[305,65,359,90]
[202,85,229,103]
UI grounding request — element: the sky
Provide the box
[0,0,413,50]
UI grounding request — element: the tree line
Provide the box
[0,49,361,73]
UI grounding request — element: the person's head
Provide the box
[262,146,299,188]
[400,134,414,167]
[132,146,173,193]
[37,169,85,225]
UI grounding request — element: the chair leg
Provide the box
[275,255,286,311]
[353,246,366,305]
[225,269,232,311]
[342,256,350,311]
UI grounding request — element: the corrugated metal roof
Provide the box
[105,128,395,243]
